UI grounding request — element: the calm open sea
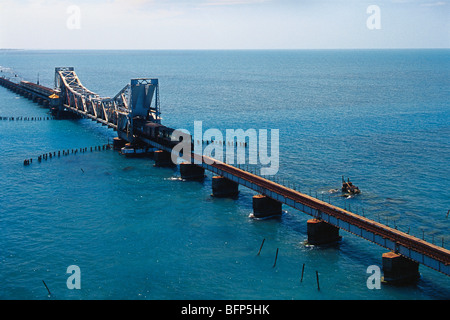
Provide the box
[0,49,449,300]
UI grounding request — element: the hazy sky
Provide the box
[0,0,448,49]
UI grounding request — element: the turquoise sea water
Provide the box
[0,49,449,300]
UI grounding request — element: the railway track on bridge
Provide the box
[209,158,450,268]
[2,67,449,279]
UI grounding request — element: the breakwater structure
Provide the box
[1,67,449,285]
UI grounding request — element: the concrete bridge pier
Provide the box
[307,219,341,245]
[382,252,420,284]
[154,150,175,167]
[113,137,127,150]
[212,176,239,198]
[180,162,205,180]
[251,194,282,219]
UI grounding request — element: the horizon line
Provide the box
[1,47,449,51]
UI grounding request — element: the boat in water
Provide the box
[341,176,361,195]
[120,143,157,157]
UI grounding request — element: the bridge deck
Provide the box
[2,74,448,277]
[141,137,450,276]
[206,154,450,274]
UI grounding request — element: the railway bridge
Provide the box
[1,67,449,284]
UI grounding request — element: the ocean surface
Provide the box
[0,49,449,300]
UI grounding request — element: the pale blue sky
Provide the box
[0,0,448,49]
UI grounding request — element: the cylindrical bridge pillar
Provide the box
[307,219,341,245]
[251,194,282,219]
[382,252,420,284]
[113,137,127,150]
[180,162,205,180]
[212,176,239,198]
[154,150,175,167]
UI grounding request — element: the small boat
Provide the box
[120,143,156,157]
[341,176,360,194]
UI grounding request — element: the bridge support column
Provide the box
[113,137,127,150]
[180,162,205,180]
[307,219,341,245]
[54,109,80,120]
[212,176,239,198]
[382,252,420,284]
[251,195,282,219]
[154,150,175,167]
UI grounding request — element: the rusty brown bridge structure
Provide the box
[141,138,450,283]
[1,67,449,284]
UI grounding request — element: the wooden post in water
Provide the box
[273,248,279,268]
[42,280,51,296]
[257,238,265,256]
[316,271,320,291]
[300,264,305,283]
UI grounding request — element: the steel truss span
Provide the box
[54,67,160,135]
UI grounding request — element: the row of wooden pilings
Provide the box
[23,144,112,166]
[112,137,421,285]
[1,116,53,121]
